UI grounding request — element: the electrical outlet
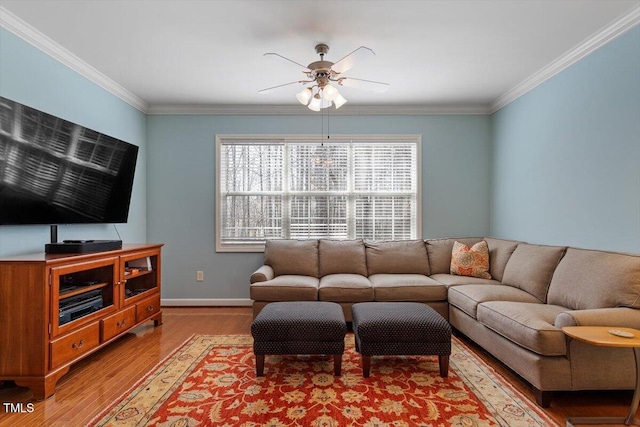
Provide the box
[196,270,204,282]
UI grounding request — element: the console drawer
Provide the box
[136,294,161,322]
[50,322,100,370]
[101,306,136,341]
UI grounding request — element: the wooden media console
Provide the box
[0,243,163,399]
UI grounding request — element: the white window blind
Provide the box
[216,135,421,252]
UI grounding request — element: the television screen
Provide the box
[0,96,138,225]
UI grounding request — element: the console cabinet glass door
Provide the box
[51,257,118,337]
[120,249,160,305]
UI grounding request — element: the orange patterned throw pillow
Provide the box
[450,240,492,279]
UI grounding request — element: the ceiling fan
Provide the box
[259,43,389,111]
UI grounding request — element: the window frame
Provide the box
[215,134,422,252]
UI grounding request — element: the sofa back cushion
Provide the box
[547,248,640,310]
[318,239,368,277]
[365,240,429,275]
[264,239,319,278]
[501,243,566,302]
[426,238,483,274]
[484,237,520,282]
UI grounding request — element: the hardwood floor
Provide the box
[0,306,635,426]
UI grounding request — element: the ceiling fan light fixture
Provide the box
[323,84,339,102]
[319,93,332,109]
[296,87,313,105]
[260,44,387,111]
[333,93,347,109]
[308,94,322,111]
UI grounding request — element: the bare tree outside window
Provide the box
[216,135,421,252]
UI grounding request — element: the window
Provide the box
[216,135,421,252]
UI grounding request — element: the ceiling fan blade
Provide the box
[264,53,311,72]
[338,77,389,93]
[331,46,375,74]
[258,81,304,94]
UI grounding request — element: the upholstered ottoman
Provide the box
[251,301,347,376]
[351,302,451,377]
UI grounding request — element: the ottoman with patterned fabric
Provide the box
[351,302,451,377]
[251,301,347,376]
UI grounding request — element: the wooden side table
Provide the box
[562,326,640,426]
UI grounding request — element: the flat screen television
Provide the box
[0,96,138,225]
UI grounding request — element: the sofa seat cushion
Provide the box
[448,285,541,319]
[369,274,447,302]
[250,275,319,301]
[476,301,568,356]
[319,274,374,302]
[429,273,500,287]
[365,240,430,275]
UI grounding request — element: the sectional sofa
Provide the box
[249,237,640,406]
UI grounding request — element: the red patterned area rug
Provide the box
[89,335,557,427]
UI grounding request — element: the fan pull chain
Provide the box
[321,99,324,147]
[327,105,330,142]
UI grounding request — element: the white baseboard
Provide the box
[161,298,253,307]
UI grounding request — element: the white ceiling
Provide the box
[1,0,639,113]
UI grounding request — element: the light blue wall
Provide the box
[4,18,637,303]
[0,29,147,256]
[146,115,492,300]
[491,25,640,253]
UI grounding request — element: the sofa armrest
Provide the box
[251,265,275,284]
[555,307,640,328]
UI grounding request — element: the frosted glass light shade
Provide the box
[323,84,339,101]
[333,93,347,109]
[296,87,313,105]
[319,94,332,109]
[308,95,322,111]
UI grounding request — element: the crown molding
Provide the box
[0,6,149,113]
[490,4,640,113]
[146,103,491,115]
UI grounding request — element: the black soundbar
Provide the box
[45,240,123,254]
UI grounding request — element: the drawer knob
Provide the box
[72,339,84,350]
[117,319,126,328]
[146,305,154,312]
